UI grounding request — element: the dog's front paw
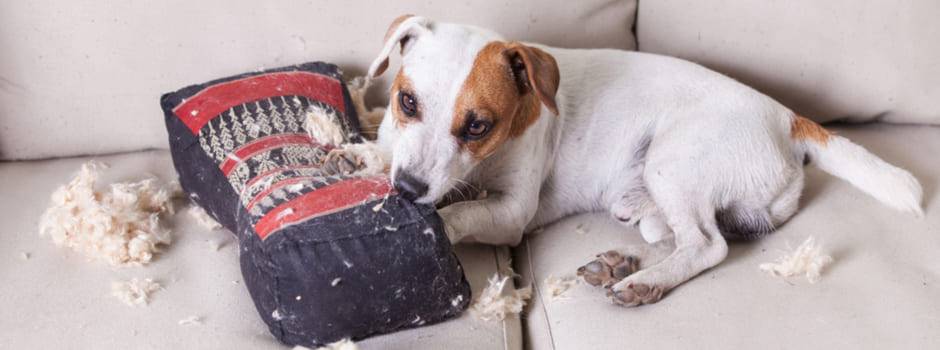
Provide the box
[321,148,360,175]
[607,281,664,307]
[576,250,639,288]
[321,143,387,176]
[437,206,464,244]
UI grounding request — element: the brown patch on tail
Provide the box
[791,115,832,145]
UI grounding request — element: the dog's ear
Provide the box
[368,15,431,78]
[505,42,560,115]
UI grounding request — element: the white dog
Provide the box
[364,15,923,306]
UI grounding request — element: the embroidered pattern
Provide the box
[174,70,389,239]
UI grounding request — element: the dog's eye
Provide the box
[399,91,418,117]
[465,119,492,140]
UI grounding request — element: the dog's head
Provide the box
[369,15,560,204]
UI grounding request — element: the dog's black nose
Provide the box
[393,171,428,202]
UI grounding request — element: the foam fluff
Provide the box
[472,273,532,321]
[187,205,222,230]
[760,236,834,283]
[38,162,175,266]
[304,104,347,146]
[292,338,358,350]
[544,275,577,300]
[111,278,161,306]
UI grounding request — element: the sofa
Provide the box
[1,1,937,349]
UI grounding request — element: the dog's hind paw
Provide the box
[607,282,664,307]
[576,250,639,288]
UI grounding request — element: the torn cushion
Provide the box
[160,62,470,347]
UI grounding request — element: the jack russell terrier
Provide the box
[360,15,924,306]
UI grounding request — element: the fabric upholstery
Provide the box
[637,0,940,125]
[515,123,940,349]
[0,150,522,349]
[0,0,637,160]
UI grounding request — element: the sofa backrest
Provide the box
[0,0,637,160]
[637,0,939,125]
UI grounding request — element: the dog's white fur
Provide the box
[368,16,923,305]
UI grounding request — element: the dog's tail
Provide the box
[790,115,923,216]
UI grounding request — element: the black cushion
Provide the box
[160,62,471,347]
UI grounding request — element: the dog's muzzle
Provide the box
[393,171,429,202]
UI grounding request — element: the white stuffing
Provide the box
[111,278,161,306]
[276,208,295,220]
[178,316,203,326]
[207,239,224,252]
[38,162,176,266]
[305,104,347,146]
[574,224,587,235]
[188,205,222,230]
[544,275,577,300]
[471,273,532,321]
[760,236,834,283]
[293,338,359,350]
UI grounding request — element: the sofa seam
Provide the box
[525,239,556,350]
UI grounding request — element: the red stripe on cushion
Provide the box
[219,134,314,176]
[173,71,345,134]
[254,176,393,240]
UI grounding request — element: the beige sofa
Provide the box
[2,1,938,349]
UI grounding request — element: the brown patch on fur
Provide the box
[791,115,832,145]
[451,42,559,160]
[391,70,419,128]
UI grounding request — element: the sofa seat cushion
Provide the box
[515,124,940,349]
[0,150,521,349]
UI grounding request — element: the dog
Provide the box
[364,15,924,306]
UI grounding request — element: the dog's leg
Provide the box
[607,175,729,307]
[637,212,672,243]
[577,239,675,288]
[438,190,538,246]
[609,187,672,243]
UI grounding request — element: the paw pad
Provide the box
[576,250,639,288]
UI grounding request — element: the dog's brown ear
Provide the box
[505,42,560,115]
[368,15,430,78]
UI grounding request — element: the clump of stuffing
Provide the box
[760,236,833,283]
[178,316,203,326]
[472,273,532,321]
[38,162,176,266]
[111,278,161,306]
[293,338,358,350]
[305,100,387,176]
[574,224,587,235]
[188,205,221,230]
[544,275,577,300]
[305,104,347,146]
